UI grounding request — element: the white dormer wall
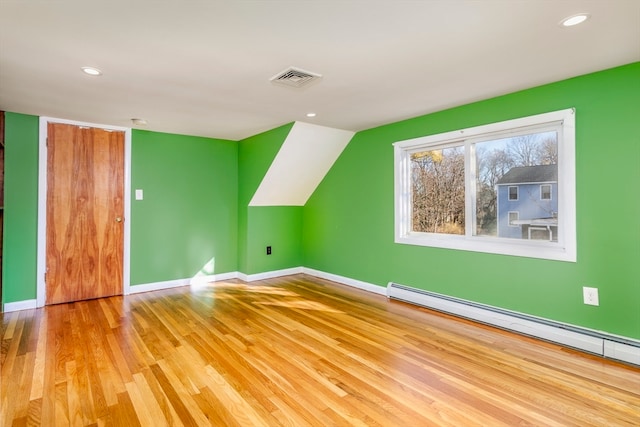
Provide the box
[249,122,354,206]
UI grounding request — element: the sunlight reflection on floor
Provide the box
[193,281,299,297]
[255,300,344,313]
[189,281,344,313]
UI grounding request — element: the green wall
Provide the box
[3,64,639,342]
[2,113,39,303]
[303,62,640,339]
[246,206,303,274]
[130,130,238,285]
[238,123,303,275]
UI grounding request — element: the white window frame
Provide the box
[508,186,519,201]
[393,108,576,262]
[508,211,519,227]
[540,184,552,200]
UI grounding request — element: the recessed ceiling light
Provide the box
[560,13,590,27]
[81,66,102,76]
[306,112,317,118]
[131,118,147,126]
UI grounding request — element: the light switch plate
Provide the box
[135,189,144,200]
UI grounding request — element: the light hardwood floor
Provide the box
[1,274,639,426]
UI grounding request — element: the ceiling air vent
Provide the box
[270,67,322,88]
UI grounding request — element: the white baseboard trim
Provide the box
[128,278,191,294]
[3,299,38,313]
[189,274,218,286]
[387,281,640,366]
[129,272,241,295]
[209,272,240,282]
[302,268,386,296]
[238,267,303,282]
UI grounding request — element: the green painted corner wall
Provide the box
[303,62,640,339]
[130,130,238,285]
[246,206,303,274]
[2,113,39,303]
[238,123,303,275]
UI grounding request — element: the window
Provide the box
[394,108,576,262]
[508,211,519,226]
[540,184,552,200]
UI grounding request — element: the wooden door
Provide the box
[46,123,124,304]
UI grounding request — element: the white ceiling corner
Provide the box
[249,122,354,206]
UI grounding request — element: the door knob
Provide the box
[115,217,123,223]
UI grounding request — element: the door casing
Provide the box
[37,117,132,307]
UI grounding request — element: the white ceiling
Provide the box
[1,1,638,141]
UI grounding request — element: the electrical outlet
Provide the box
[583,287,599,306]
[266,246,272,255]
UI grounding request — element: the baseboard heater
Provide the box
[387,282,640,366]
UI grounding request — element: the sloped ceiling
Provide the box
[0,1,638,140]
[250,122,354,206]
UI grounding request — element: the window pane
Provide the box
[395,108,575,261]
[508,211,519,226]
[475,131,558,240]
[411,146,465,234]
[508,186,518,200]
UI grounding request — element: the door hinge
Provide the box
[44,272,47,283]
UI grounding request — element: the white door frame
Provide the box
[36,117,132,307]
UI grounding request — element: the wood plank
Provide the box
[125,374,168,427]
[110,392,141,427]
[154,359,213,426]
[149,363,201,427]
[66,360,86,427]
[2,274,639,426]
[29,311,47,401]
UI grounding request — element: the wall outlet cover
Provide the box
[583,287,599,306]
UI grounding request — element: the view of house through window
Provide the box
[395,108,575,261]
[476,131,557,240]
[410,131,558,241]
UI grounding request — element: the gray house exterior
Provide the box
[496,164,558,240]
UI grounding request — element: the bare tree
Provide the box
[539,137,558,165]
[508,134,542,166]
[411,148,465,234]
[477,147,515,188]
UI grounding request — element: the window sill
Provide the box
[395,233,576,262]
